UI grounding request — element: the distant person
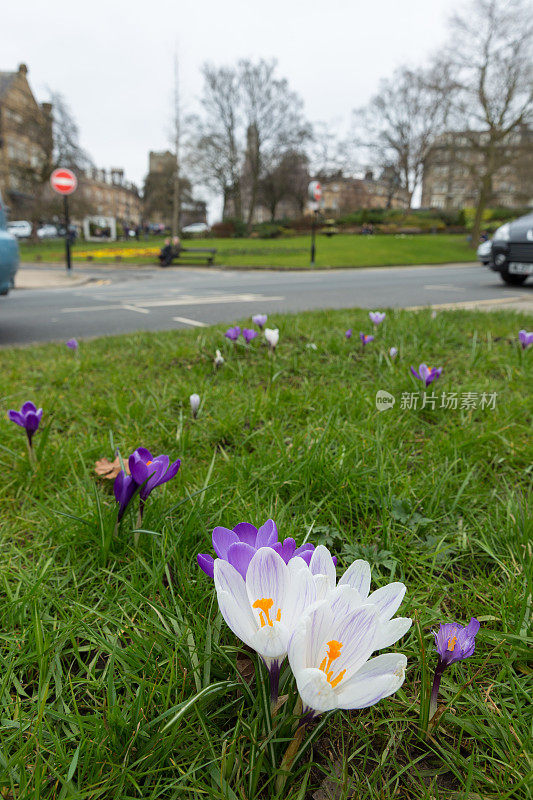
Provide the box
[158,238,173,266]
[172,236,181,257]
[123,224,129,240]
[480,230,489,242]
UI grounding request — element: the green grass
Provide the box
[19,233,477,269]
[1,307,531,799]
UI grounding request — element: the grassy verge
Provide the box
[1,307,531,799]
[19,233,477,268]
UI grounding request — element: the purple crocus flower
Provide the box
[345,329,352,339]
[242,328,258,343]
[225,326,241,341]
[129,447,181,501]
[197,519,317,579]
[66,338,78,351]
[252,314,267,329]
[8,401,43,447]
[429,617,480,718]
[410,363,443,387]
[369,311,386,326]
[113,470,138,521]
[518,330,533,349]
[360,332,374,346]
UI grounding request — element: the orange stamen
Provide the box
[447,636,458,652]
[319,640,345,688]
[253,598,281,628]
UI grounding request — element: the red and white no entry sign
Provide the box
[308,180,322,202]
[50,168,78,195]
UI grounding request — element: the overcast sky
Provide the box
[3,0,457,197]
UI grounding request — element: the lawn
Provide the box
[19,233,477,269]
[1,307,531,799]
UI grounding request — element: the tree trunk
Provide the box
[171,155,180,237]
[471,175,492,249]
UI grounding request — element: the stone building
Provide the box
[79,167,142,225]
[421,126,533,209]
[314,171,410,216]
[144,150,207,228]
[0,64,53,216]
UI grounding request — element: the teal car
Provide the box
[0,192,19,295]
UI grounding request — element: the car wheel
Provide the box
[500,270,528,286]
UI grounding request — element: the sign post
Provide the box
[308,181,322,266]
[50,168,77,273]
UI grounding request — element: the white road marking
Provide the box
[121,304,150,314]
[61,293,283,313]
[405,296,523,311]
[173,316,208,327]
[424,284,466,291]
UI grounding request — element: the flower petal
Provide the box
[296,667,339,713]
[366,582,406,621]
[8,410,24,427]
[197,553,215,578]
[255,519,278,547]
[309,545,337,590]
[245,547,288,623]
[327,604,379,681]
[374,617,412,650]
[227,542,256,579]
[336,653,407,709]
[339,559,371,599]
[214,559,256,646]
[232,522,258,547]
[212,527,240,559]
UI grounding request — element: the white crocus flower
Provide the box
[264,328,279,350]
[189,393,201,418]
[214,349,224,367]
[306,546,412,650]
[389,346,398,359]
[214,547,317,697]
[288,590,407,714]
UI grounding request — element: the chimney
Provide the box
[18,63,28,76]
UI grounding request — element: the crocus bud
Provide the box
[265,328,279,350]
[252,314,267,329]
[190,393,200,418]
[214,349,224,367]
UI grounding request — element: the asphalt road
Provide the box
[2,263,531,346]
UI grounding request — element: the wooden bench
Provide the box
[159,247,217,266]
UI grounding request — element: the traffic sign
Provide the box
[308,180,322,202]
[50,168,77,195]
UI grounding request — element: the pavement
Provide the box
[2,261,531,347]
[15,267,95,290]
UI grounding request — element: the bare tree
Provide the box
[259,150,309,220]
[354,65,451,208]
[309,120,356,180]
[187,64,243,219]
[439,0,533,245]
[239,59,309,228]
[49,92,92,171]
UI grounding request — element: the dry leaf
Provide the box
[94,456,130,479]
[236,652,256,685]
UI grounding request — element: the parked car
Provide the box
[182,222,210,235]
[0,194,19,296]
[489,212,533,285]
[7,220,32,239]
[37,224,59,239]
[477,239,492,264]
